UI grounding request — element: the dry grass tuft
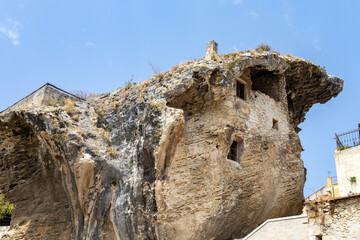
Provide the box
[169,65,180,72]
[98,127,111,143]
[62,99,77,115]
[107,147,118,157]
[256,43,272,52]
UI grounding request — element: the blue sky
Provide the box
[0,0,359,197]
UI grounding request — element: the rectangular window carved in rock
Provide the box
[272,119,278,130]
[228,140,244,162]
[228,141,238,161]
[236,81,245,100]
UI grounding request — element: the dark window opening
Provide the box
[272,119,278,130]
[0,214,11,226]
[228,141,238,161]
[315,235,322,240]
[250,69,283,102]
[236,81,245,100]
[227,140,244,162]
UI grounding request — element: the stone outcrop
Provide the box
[0,45,343,239]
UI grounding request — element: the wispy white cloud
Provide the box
[86,41,96,47]
[312,39,321,50]
[232,0,243,5]
[283,8,295,28]
[0,19,20,46]
[218,0,244,5]
[249,11,259,18]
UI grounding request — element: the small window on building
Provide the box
[227,140,244,162]
[236,81,245,100]
[272,119,278,130]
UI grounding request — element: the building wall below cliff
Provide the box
[241,196,360,240]
[306,195,360,240]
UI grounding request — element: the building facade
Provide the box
[335,145,360,196]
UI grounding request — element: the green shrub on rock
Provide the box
[0,194,15,219]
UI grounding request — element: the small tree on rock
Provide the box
[0,194,15,219]
[256,43,272,52]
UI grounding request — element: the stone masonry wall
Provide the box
[157,66,305,239]
[306,195,360,240]
[1,84,80,114]
[2,85,47,113]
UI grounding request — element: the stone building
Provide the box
[304,128,360,239]
[306,194,360,240]
[306,177,339,201]
[0,83,83,115]
[305,125,360,201]
[240,195,360,240]
[0,41,343,239]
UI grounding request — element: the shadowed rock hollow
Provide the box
[0,48,343,239]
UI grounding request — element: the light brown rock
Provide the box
[0,50,343,239]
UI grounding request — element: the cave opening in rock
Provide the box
[227,140,244,162]
[250,68,282,101]
[0,214,11,226]
[228,141,238,161]
[272,119,278,130]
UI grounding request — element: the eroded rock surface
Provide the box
[0,51,343,239]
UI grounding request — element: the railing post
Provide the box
[335,133,338,148]
[335,133,343,149]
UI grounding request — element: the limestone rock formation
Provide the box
[0,46,343,239]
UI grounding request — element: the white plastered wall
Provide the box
[334,145,360,196]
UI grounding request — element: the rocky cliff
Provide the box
[0,47,343,239]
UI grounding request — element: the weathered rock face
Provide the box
[0,51,343,239]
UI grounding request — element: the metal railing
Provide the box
[335,125,360,149]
